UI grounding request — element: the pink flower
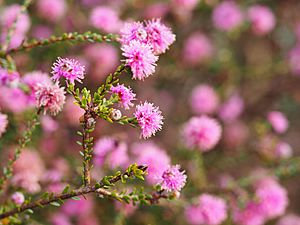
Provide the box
[0,113,8,137]
[11,192,25,205]
[185,194,227,225]
[212,1,243,31]
[183,32,213,65]
[224,121,249,148]
[159,164,187,192]
[23,71,52,104]
[35,82,66,115]
[0,87,30,113]
[275,142,293,159]
[84,43,119,80]
[145,19,176,55]
[277,214,300,225]
[110,84,136,109]
[218,93,244,123]
[12,149,45,193]
[122,40,158,80]
[41,115,59,133]
[288,44,300,76]
[171,0,199,11]
[94,137,128,169]
[233,202,265,225]
[267,111,289,134]
[134,102,164,139]
[1,4,31,34]
[189,84,219,114]
[133,142,170,185]
[248,5,276,36]
[119,22,148,46]
[0,68,19,85]
[51,57,85,84]
[255,180,288,219]
[182,116,222,151]
[36,0,67,22]
[89,6,122,33]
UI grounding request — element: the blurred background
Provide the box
[1,0,300,224]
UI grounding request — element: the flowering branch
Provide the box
[1,32,118,57]
[0,112,40,193]
[0,164,147,220]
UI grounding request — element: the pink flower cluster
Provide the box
[185,194,227,225]
[120,19,175,80]
[267,111,289,134]
[182,116,222,151]
[134,102,164,139]
[233,178,288,225]
[159,164,187,192]
[110,84,136,109]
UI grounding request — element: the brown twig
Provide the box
[0,165,148,220]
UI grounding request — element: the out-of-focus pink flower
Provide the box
[171,0,199,11]
[0,113,8,137]
[275,141,293,159]
[84,43,119,80]
[31,25,53,39]
[110,84,136,109]
[63,97,85,126]
[0,87,31,113]
[224,121,249,148]
[90,6,122,33]
[36,0,67,22]
[288,44,300,76]
[248,5,276,36]
[122,40,158,80]
[185,194,227,225]
[11,192,25,205]
[62,197,93,216]
[219,93,244,123]
[94,137,129,169]
[133,142,170,185]
[277,214,300,225]
[159,164,187,192]
[12,149,45,193]
[0,67,19,86]
[182,116,222,151]
[255,179,288,219]
[134,102,164,138]
[51,213,72,225]
[267,111,289,134]
[41,115,59,133]
[212,1,243,31]
[233,201,265,225]
[52,57,85,84]
[143,3,169,19]
[183,32,214,65]
[35,82,66,116]
[1,4,31,34]
[189,84,219,114]
[145,19,176,55]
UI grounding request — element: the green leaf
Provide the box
[50,202,60,207]
[71,196,81,201]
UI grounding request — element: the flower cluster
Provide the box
[159,164,187,192]
[120,19,175,80]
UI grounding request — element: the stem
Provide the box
[0,165,147,220]
[0,113,39,193]
[1,32,118,56]
[81,111,95,186]
[1,0,33,52]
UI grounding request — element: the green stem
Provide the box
[1,32,118,56]
[0,113,39,193]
